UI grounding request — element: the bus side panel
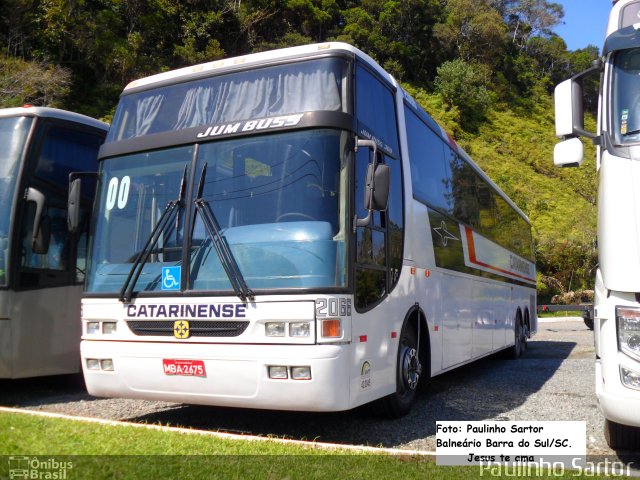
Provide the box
[404,199,443,375]
[8,286,82,378]
[472,280,508,355]
[0,321,12,377]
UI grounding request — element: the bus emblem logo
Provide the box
[433,220,459,247]
[174,320,190,339]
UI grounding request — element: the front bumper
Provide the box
[81,340,352,412]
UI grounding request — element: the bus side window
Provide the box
[354,62,402,311]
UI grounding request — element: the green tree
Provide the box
[434,0,506,70]
[434,59,491,128]
[0,55,71,107]
[507,0,564,51]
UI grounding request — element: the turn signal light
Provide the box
[321,319,341,338]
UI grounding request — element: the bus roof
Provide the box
[0,106,108,131]
[123,42,396,94]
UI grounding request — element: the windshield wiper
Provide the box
[119,165,188,303]
[193,163,254,302]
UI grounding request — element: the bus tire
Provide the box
[604,419,640,450]
[373,322,422,418]
[507,313,525,359]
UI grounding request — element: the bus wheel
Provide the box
[522,317,530,353]
[604,419,640,450]
[374,323,422,418]
[507,314,525,359]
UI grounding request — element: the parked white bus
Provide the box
[0,106,107,378]
[554,0,640,450]
[79,43,536,415]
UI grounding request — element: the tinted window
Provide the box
[34,126,103,190]
[405,106,451,212]
[387,152,404,285]
[450,152,480,229]
[355,64,399,156]
[354,144,404,310]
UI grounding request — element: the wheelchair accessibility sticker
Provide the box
[162,266,181,291]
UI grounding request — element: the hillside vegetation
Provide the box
[0,0,600,299]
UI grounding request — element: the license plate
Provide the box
[163,359,206,377]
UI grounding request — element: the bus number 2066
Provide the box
[316,298,352,317]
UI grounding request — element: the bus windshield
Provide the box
[611,48,640,145]
[86,129,349,295]
[0,116,32,286]
[107,58,349,142]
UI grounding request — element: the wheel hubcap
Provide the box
[401,346,422,391]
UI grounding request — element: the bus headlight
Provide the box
[616,306,640,361]
[289,322,310,338]
[265,322,285,337]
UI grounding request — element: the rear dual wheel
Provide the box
[507,314,526,359]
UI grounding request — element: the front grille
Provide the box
[126,320,249,337]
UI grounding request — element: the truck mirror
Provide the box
[554,137,584,167]
[554,62,601,139]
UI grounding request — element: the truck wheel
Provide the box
[374,322,422,418]
[604,419,640,450]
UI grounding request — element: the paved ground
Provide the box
[0,318,637,465]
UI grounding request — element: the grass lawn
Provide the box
[0,411,620,479]
[537,311,585,318]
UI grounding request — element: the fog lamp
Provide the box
[268,366,288,379]
[100,359,114,371]
[620,366,640,391]
[86,359,100,371]
[87,322,100,335]
[103,322,117,334]
[291,366,311,380]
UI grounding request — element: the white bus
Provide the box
[79,43,536,415]
[0,106,107,378]
[554,0,640,450]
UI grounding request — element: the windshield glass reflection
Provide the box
[0,116,32,286]
[86,129,349,295]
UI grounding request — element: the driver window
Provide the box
[21,205,67,271]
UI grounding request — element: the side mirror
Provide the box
[554,61,601,139]
[554,137,584,167]
[24,187,50,254]
[68,178,81,234]
[364,162,390,211]
[354,138,391,230]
